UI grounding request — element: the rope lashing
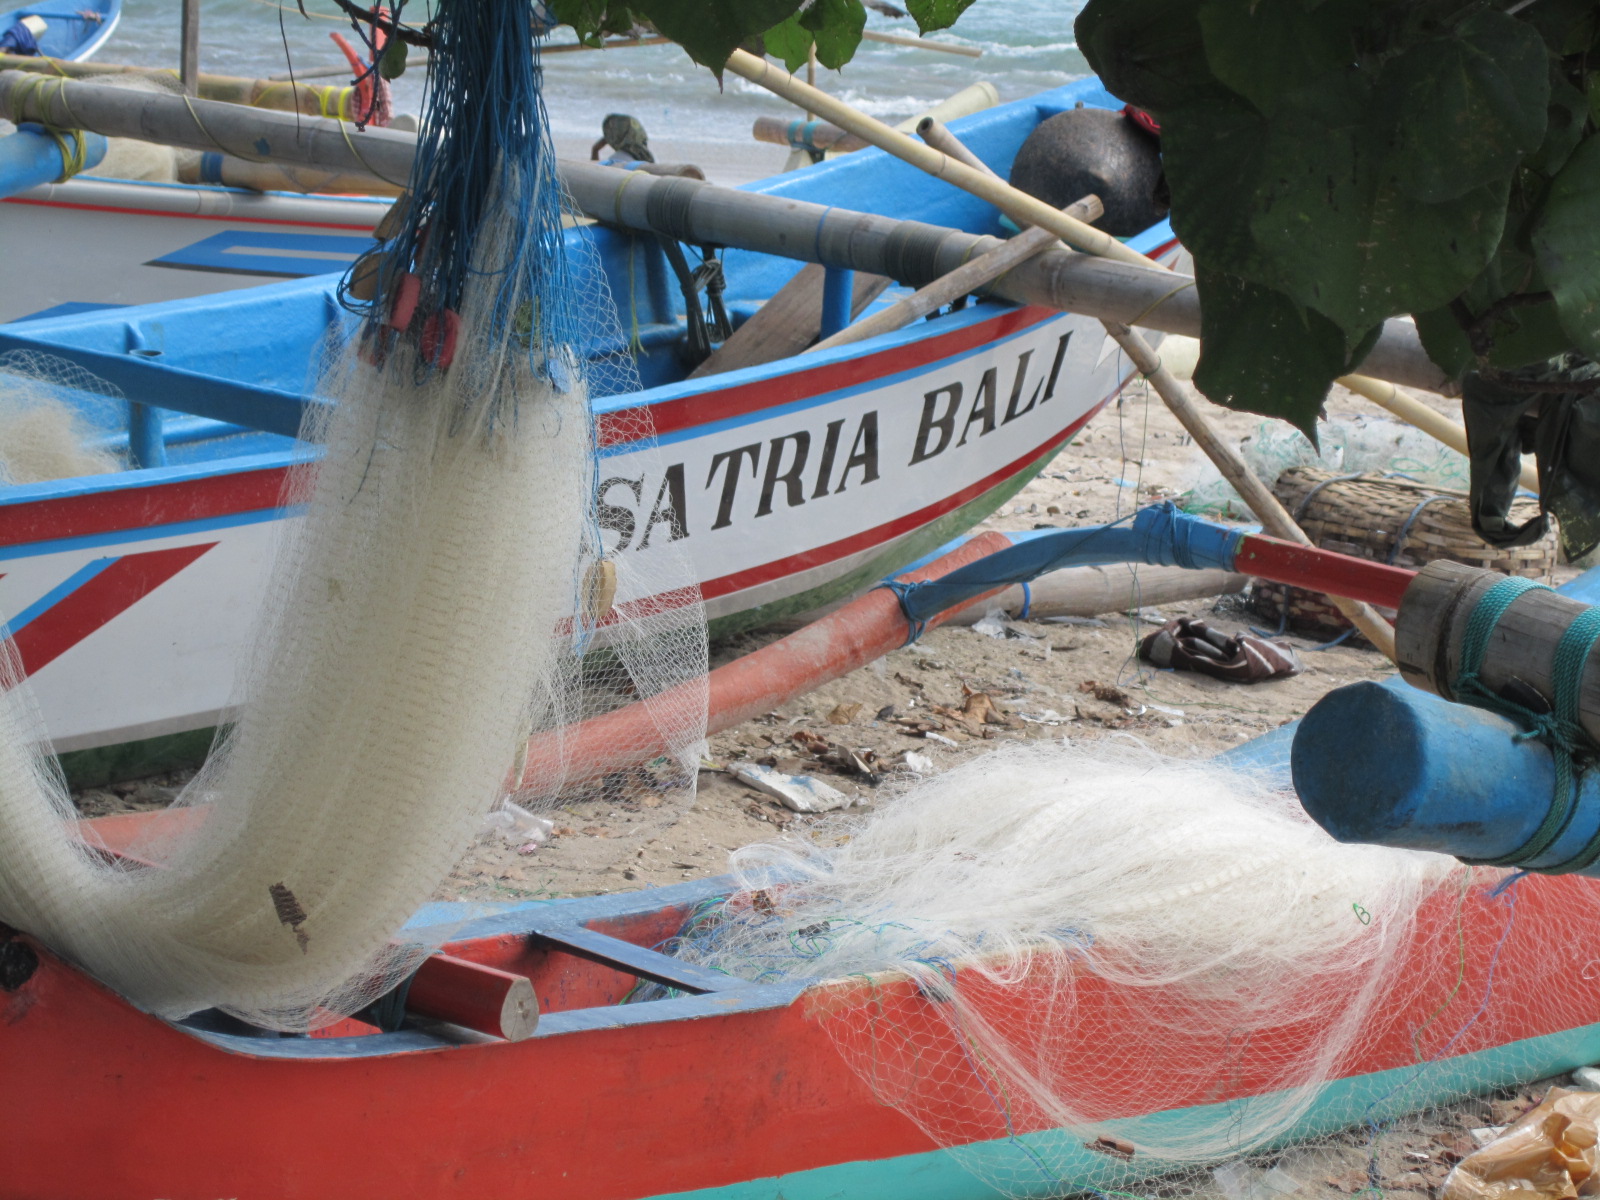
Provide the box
[1451,576,1600,871]
[8,77,93,182]
[881,579,930,648]
[40,124,88,181]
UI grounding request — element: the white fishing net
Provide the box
[1183,417,1472,520]
[644,739,1600,1199]
[0,122,706,1030]
[0,351,122,484]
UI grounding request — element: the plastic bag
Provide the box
[1443,1088,1600,1200]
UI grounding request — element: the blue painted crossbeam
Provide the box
[0,329,318,439]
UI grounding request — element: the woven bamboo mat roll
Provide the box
[1252,467,1557,641]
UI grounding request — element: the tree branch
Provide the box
[323,0,435,48]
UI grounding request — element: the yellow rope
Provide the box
[42,125,88,181]
[6,75,92,182]
[608,168,647,225]
[11,74,86,134]
[178,89,266,160]
[1124,278,1196,330]
[333,116,406,185]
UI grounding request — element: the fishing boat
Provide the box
[0,78,1183,785]
[5,536,1600,1200]
[0,0,118,62]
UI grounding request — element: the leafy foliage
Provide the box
[1077,0,1600,435]
[764,0,868,72]
[905,0,978,32]
[547,0,971,75]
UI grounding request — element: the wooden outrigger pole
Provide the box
[0,70,1450,397]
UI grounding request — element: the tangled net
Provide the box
[647,740,1600,1198]
[0,0,705,1031]
[0,351,122,485]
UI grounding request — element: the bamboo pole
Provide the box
[0,70,1451,394]
[1336,373,1539,494]
[945,563,1248,626]
[808,195,1104,353]
[860,29,983,56]
[906,100,1401,655]
[180,0,200,97]
[723,48,1151,270]
[0,53,358,118]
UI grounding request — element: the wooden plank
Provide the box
[689,264,890,379]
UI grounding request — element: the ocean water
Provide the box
[102,0,1091,182]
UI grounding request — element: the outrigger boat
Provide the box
[0,79,1182,785]
[0,0,118,63]
[5,533,1600,1200]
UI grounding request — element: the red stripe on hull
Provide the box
[10,543,216,673]
[0,467,289,548]
[598,306,1060,447]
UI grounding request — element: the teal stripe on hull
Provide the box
[653,1021,1600,1200]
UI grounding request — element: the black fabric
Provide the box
[1462,355,1600,561]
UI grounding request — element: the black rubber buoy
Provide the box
[1008,106,1167,237]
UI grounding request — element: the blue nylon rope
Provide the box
[340,0,577,419]
[880,503,1244,644]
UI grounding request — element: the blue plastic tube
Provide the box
[0,125,107,201]
[1293,680,1600,876]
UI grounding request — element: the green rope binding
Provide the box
[1535,605,1600,871]
[1450,576,1600,871]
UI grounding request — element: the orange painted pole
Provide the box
[516,531,1014,790]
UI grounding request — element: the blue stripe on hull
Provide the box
[651,1021,1600,1200]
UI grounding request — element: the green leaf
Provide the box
[546,0,624,44]
[1162,71,1510,340]
[1422,296,1575,375]
[1517,0,1599,53]
[1196,0,1368,116]
[1415,224,1576,377]
[1414,304,1475,379]
[762,13,812,72]
[1526,69,1589,178]
[1531,134,1600,358]
[1483,299,1576,369]
[906,0,977,35]
[378,37,407,80]
[1379,11,1548,205]
[799,0,866,70]
[1191,266,1378,438]
[1076,0,1230,114]
[628,0,803,72]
